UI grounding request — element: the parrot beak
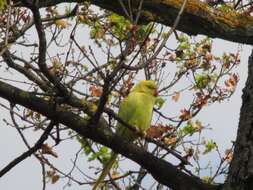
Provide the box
[154,88,159,97]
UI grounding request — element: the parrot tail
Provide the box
[92,152,118,190]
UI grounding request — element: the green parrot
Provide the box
[92,80,158,190]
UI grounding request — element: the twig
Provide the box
[0,121,55,177]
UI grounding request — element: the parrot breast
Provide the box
[116,91,156,140]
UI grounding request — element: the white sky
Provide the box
[0,5,251,189]
[0,39,251,190]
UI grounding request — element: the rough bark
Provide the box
[14,0,253,45]
[223,50,253,190]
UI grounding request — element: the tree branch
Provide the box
[0,121,55,177]
[21,0,70,97]
[0,80,220,190]
[14,0,253,45]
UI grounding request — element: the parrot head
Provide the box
[131,80,158,97]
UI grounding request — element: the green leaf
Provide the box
[88,146,111,164]
[178,34,188,43]
[83,64,88,71]
[195,74,210,89]
[155,97,165,109]
[108,13,131,40]
[90,21,104,39]
[179,41,191,50]
[181,121,197,136]
[136,23,154,42]
[204,139,217,154]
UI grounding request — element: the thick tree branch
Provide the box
[89,0,253,45]
[0,80,220,190]
[14,0,253,45]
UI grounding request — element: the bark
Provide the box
[14,0,253,45]
[223,50,253,190]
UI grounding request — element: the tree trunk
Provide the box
[223,49,253,190]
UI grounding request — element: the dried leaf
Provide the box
[146,124,172,139]
[46,170,55,177]
[193,120,203,133]
[204,52,213,62]
[224,148,233,163]
[185,147,194,157]
[55,19,70,29]
[163,135,177,145]
[111,171,120,179]
[49,58,63,76]
[123,73,134,95]
[41,143,58,158]
[51,174,60,184]
[89,85,102,97]
[179,108,191,120]
[193,95,210,109]
[224,73,239,91]
[144,38,155,51]
[168,52,177,61]
[172,92,180,102]
[46,170,60,184]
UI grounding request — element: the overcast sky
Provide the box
[0,11,251,189]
